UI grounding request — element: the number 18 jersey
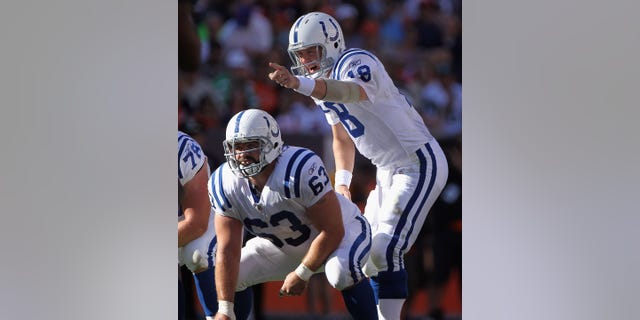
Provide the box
[315,48,434,169]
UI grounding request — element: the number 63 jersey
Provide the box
[208,145,362,247]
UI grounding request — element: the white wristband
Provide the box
[294,263,314,282]
[294,76,315,96]
[218,300,236,320]
[334,169,353,188]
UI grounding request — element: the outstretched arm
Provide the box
[268,62,367,103]
[279,192,345,296]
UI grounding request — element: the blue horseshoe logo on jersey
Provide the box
[264,116,280,137]
[319,19,339,41]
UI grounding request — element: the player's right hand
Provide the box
[280,271,308,297]
[334,184,351,200]
[268,62,297,89]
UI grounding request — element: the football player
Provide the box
[209,109,378,320]
[179,131,253,320]
[178,131,218,319]
[268,12,450,319]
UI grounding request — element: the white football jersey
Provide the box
[208,146,361,248]
[313,48,434,168]
[178,131,216,271]
[178,131,207,186]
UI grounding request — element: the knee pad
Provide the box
[369,233,394,271]
[324,257,355,291]
[182,248,209,272]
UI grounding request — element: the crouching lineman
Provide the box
[208,109,378,320]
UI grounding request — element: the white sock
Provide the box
[377,298,406,320]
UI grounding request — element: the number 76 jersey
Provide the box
[207,145,362,248]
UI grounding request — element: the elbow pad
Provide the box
[322,79,361,103]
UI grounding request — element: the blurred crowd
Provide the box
[179,0,461,319]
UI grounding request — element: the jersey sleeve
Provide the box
[178,132,207,186]
[207,163,241,219]
[285,149,333,207]
[331,49,382,104]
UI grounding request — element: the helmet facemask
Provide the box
[289,46,333,79]
[223,136,274,178]
[224,108,283,178]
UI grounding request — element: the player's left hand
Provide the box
[268,62,298,89]
[279,271,308,297]
[334,184,352,200]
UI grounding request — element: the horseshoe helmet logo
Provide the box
[264,116,280,137]
[319,19,339,42]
